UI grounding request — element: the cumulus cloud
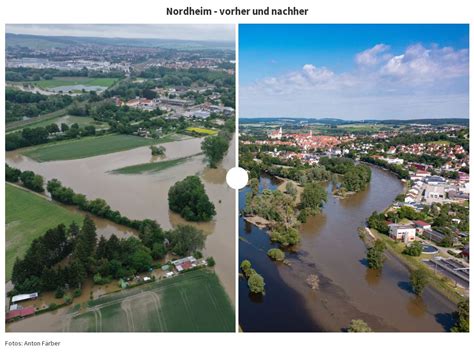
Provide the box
[241,42,469,119]
[355,43,391,66]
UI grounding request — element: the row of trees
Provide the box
[361,156,410,179]
[240,260,265,294]
[6,122,97,151]
[6,67,124,82]
[6,88,73,123]
[6,164,44,192]
[11,216,206,295]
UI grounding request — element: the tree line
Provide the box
[6,88,73,123]
[6,67,125,82]
[11,216,206,296]
[6,122,98,151]
[360,156,409,179]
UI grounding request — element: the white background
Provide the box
[1,0,473,351]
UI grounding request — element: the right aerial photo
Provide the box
[238,24,469,332]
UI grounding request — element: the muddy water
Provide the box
[239,167,456,332]
[6,136,236,304]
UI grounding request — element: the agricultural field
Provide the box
[30,77,118,89]
[112,153,202,174]
[66,270,234,332]
[5,184,83,281]
[22,134,161,162]
[186,127,218,135]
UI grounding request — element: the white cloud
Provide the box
[241,43,469,119]
[355,43,391,66]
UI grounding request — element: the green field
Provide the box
[67,270,234,332]
[186,127,218,135]
[32,77,118,89]
[5,184,83,281]
[112,153,202,174]
[22,134,168,162]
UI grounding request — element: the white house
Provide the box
[388,224,416,243]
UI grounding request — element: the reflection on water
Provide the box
[239,167,456,332]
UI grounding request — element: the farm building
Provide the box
[172,256,197,272]
[11,292,38,304]
[6,306,35,322]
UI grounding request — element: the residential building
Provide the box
[389,224,416,243]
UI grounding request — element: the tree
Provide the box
[72,216,98,273]
[248,273,265,294]
[348,319,372,332]
[201,134,230,168]
[168,176,216,221]
[267,248,285,261]
[410,269,428,296]
[150,145,166,156]
[451,298,469,332]
[20,171,44,192]
[240,259,252,277]
[206,257,216,267]
[367,240,386,269]
[285,181,297,199]
[403,241,423,257]
[167,225,205,256]
[249,178,259,198]
[300,182,327,211]
[5,164,21,182]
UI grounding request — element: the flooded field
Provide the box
[239,167,457,332]
[6,135,235,331]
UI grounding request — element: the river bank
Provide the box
[239,166,457,332]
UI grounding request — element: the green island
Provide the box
[112,153,202,175]
[22,134,179,162]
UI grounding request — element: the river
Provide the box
[239,166,456,332]
[6,135,236,303]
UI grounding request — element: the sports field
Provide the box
[5,184,83,280]
[112,153,202,174]
[67,270,234,332]
[186,127,218,135]
[32,77,117,89]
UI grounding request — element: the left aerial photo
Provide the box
[4,24,236,332]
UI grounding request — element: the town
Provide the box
[239,116,469,332]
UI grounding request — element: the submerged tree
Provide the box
[348,319,372,332]
[410,269,429,296]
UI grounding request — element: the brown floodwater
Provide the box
[6,135,236,330]
[239,167,457,332]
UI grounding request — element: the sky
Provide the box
[239,24,469,120]
[6,24,235,42]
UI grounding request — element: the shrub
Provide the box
[206,256,216,267]
[267,248,285,261]
[55,287,65,299]
[403,241,423,257]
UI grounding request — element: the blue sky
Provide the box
[239,24,469,119]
